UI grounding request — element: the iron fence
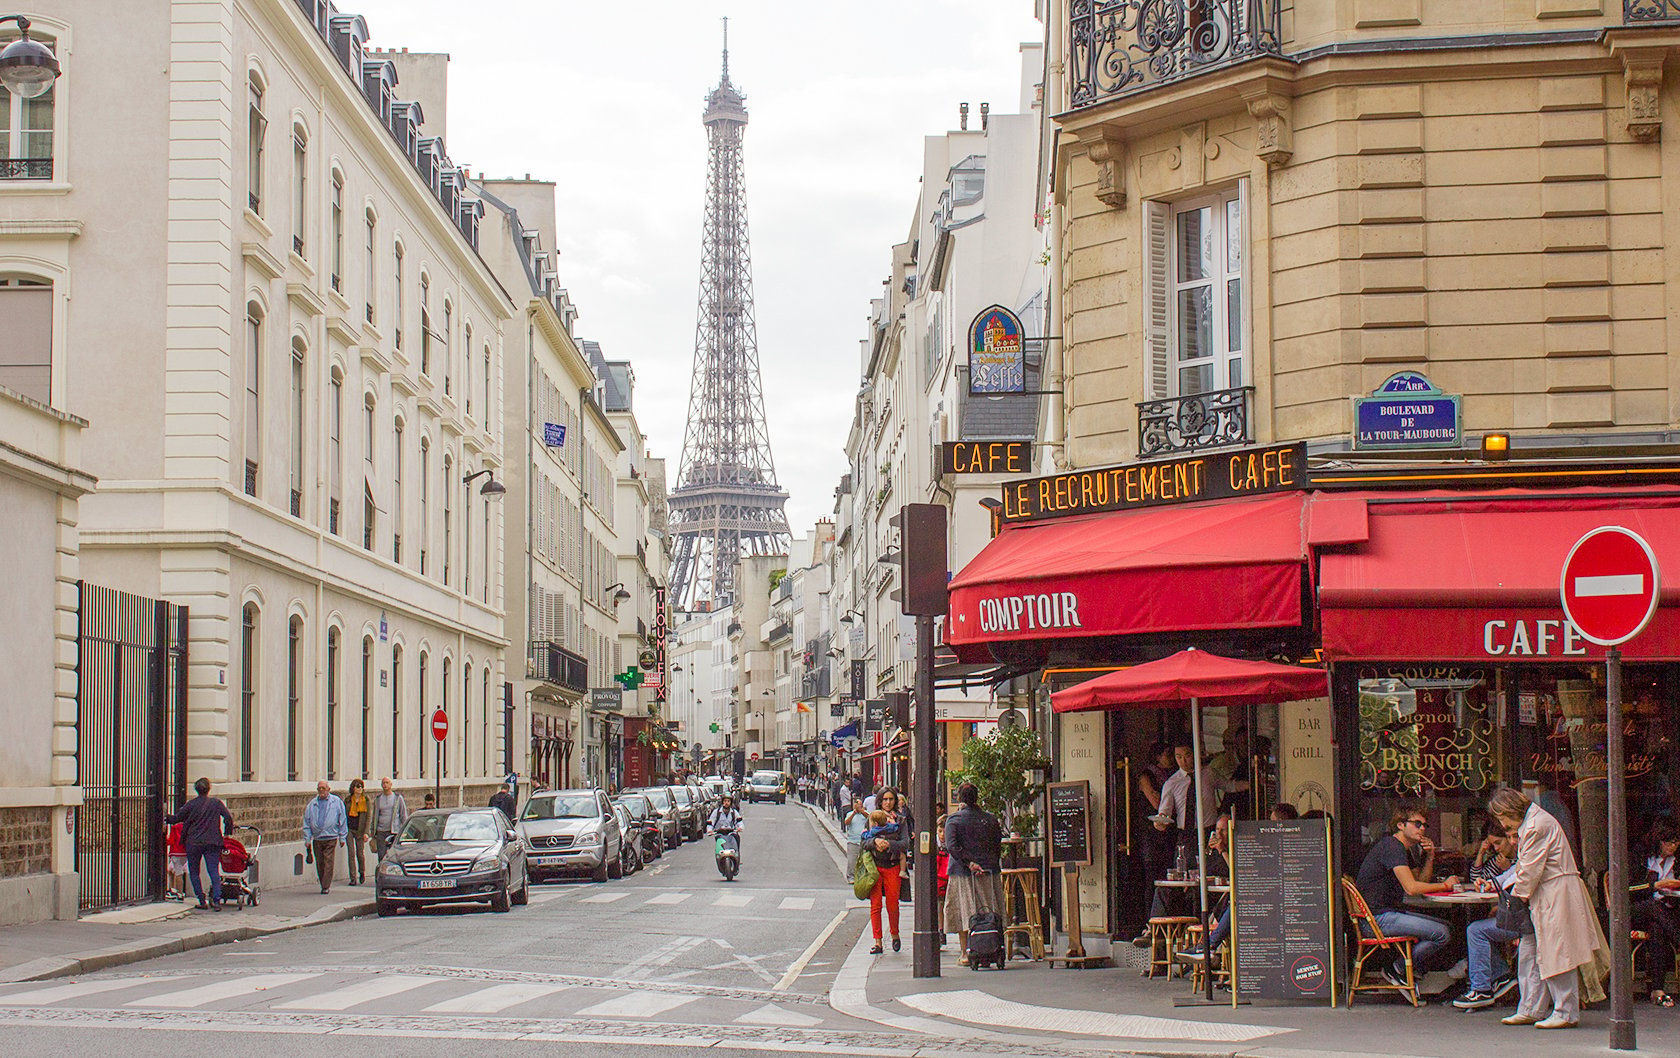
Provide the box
[1069,0,1283,109]
[0,157,52,180]
[1627,1,1680,20]
[1137,386,1254,457]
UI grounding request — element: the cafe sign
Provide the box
[1353,371,1460,450]
[999,442,1305,523]
[940,440,1031,476]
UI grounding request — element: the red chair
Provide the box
[1341,875,1418,1007]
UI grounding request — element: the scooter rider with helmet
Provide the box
[709,794,744,864]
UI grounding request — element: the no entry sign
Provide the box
[431,708,449,742]
[1561,526,1661,647]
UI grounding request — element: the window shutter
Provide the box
[1142,199,1171,400]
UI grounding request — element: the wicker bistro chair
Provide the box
[1341,876,1420,1007]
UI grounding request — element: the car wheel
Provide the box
[592,858,609,884]
[376,899,395,917]
[491,879,512,912]
[608,847,624,880]
[512,870,530,906]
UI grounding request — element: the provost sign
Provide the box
[968,305,1027,395]
[1353,371,1460,450]
[999,442,1305,523]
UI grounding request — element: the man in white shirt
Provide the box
[1147,741,1244,920]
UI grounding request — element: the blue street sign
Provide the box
[542,422,566,447]
[1353,372,1460,450]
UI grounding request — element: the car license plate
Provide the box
[533,855,563,864]
[417,878,455,889]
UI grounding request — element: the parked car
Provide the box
[613,802,643,874]
[701,776,729,803]
[614,792,663,860]
[745,769,787,804]
[517,788,624,883]
[668,784,705,840]
[622,786,682,848]
[375,807,528,915]
[689,782,716,816]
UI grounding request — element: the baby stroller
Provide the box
[220,825,261,908]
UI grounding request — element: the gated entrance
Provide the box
[76,582,189,911]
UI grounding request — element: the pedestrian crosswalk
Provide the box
[525,886,837,912]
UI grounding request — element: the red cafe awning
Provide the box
[1051,648,1328,713]
[946,492,1309,648]
[1319,488,1680,662]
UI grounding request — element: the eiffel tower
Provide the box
[668,28,790,612]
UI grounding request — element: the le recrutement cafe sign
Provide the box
[998,442,1307,523]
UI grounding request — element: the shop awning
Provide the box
[946,493,1309,647]
[1319,488,1680,661]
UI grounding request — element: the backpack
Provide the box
[853,846,879,900]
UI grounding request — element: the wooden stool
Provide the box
[999,867,1045,961]
[1145,916,1197,978]
[1179,925,1230,991]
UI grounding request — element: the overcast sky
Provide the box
[349,1,1044,530]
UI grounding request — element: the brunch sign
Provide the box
[998,442,1306,523]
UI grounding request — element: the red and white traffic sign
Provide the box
[431,708,449,742]
[1561,526,1661,647]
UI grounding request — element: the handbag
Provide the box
[1496,891,1533,935]
[305,843,313,865]
[853,848,879,900]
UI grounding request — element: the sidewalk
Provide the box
[0,886,373,984]
[798,801,1680,1056]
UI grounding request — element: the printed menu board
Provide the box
[1046,780,1091,867]
[1231,818,1335,1005]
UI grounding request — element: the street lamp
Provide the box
[839,609,864,625]
[461,468,506,497]
[603,581,632,604]
[0,17,60,99]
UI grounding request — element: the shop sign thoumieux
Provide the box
[998,442,1307,523]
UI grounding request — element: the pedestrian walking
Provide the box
[944,783,1005,966]
[861,809,908,954]
[1489,787,1609,1030]
[165,777,234,910]
[371,776,409,859]
[489,781,517,818]
[423,792,437,809]
[842,795,868,883]
[343,778,370,885]
[303,780,348,894]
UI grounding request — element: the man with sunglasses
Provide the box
[1355,805,1461,986]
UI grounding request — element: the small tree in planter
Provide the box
[948,726,1050,838]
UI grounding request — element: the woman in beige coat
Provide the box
[1489,788,1609,1029]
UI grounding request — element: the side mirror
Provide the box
[506,829,518,843]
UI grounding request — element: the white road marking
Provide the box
[1576,573,1643,597]
[615,935,707,978]
[646,892,691,905]
[579,891,629,904]
[778,896,814,911]
[574,990,698,1018]
[0,976,188,1006]
[712,892,752,907]
[130,973,320,1008]
[774,908,848,992]
[897,989,1288,1042]
[273,974,434,1010]
[735,1002,824,1027]
[527,890,569,904]
[422,981,572,1013]
[709,938,778,984]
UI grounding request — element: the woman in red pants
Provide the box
[863,809,910,953]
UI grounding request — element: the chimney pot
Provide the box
[959,102,969,131]
[980,102,990,131]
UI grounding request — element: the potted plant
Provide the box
[947,726,1050,839]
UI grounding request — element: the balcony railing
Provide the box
[1137,386,1254,457]
[0,157,52,180]
[1069,0,1283,110]
[527,640,588,694]
[1628,1,1680,21]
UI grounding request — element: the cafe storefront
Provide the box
[947,447,1680,950]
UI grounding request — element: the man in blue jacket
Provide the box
[302,780,348,894]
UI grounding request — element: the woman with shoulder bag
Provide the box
[1488,788,1609,1030]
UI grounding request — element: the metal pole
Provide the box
[1606,646,1635,1050]
[1191,698,1212,1002]
[435,739,442,810]
[911,613,939,978]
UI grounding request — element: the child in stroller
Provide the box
[218,826,261,908]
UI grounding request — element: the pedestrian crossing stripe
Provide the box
[574,990,697,1018]
[130,973,319,1008]
[273,974,433,1010]
[0,976,189,1006]
[422,982,572,1013]
[645,892,691,905]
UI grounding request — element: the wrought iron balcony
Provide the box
[0,157,52,180]
[527,640,588,694]
[1069,0,1283,110]
[1137,386,1254,458]
[1628,1,1680,21]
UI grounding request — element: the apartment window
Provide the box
[244,305,261,497]
[482,496,491,604]
[481,668,492,775]
[289,338,305,517]
[419,439,430,575]
[419,652,428,778]
[0,277,51,403]
[393,419,404,563]
[330,172,344,293]
[482,344,493,431]
[419,275,431,374]
[0,29,55,180]
[462,663,472,777]
[441,657,451,778]
[463,323,473,417]
[291,127,307,256]
[326,627,340,781]
[240,604,257,781]
[246,77,266,214]
[464,466,473,598]
[360,636,372,778]
[328,370,343,534]
[1144,186,1246,398]
[393,244,405,350]
[364,208,377,324]
[442,453,453,586]
[286,616,302,781]
[362,394,375,551]
[391,644,402,777]
[442,301,452,396]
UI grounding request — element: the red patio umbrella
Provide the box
[1050,648,1327,999]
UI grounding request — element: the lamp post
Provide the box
[0,17,60,99]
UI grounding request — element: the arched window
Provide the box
[418,651,428,779]
[463,463,473,599]
[442,299,452,396]
[482,489,491,604]
[0,24,56,180]
[462,662,472,776]
[289,337,305,517]
[481,667,492,775]
[483,342,493,432]
[441,656,452,778]
[419,438,430,575]
[463,322,473,418]
[291,124,307,256]
[286,615,302,780]
[0,276,52,403]
[244,303,262,497]
[240,603,258,780]
[390,643,402,776]
[247,74,266,214]
[362,393,376,551]
[393,243,405,351]
[326,626,340,780]
[329,170,344,292]
[419,274,431,374]
[364,207,377,325]
[328,368,343,534]
[392,418,404,563]
[442,453,453,586]
[360,635,373,778]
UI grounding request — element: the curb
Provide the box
[0,900,375,984]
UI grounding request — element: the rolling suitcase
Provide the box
[967,910,1006,970]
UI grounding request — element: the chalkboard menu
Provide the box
[1231,818,1335,1004]
[1046,780,1091,867]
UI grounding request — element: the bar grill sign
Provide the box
[1353,371,1460,450]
